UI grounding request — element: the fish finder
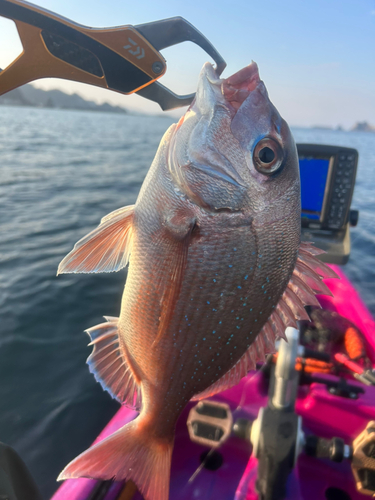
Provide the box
[297,144,359,265]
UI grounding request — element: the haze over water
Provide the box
[1,106,375,498]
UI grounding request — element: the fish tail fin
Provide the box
[58,416,173,500]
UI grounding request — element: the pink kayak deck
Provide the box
[51,265,375,500]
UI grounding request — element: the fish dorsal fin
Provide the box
[57,205,134,274]
[86,316,142,409]
[192,243,339,400]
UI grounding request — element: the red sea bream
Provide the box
[57,61,337,500]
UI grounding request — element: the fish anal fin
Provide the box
[57,205,134,274]
[86,317,142,410]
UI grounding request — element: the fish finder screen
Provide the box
[299,156,330,220]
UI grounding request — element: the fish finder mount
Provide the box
[0,0,226,110]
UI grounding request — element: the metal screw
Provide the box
[152,62,164,74]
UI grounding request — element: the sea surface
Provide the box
[1,106,374,498]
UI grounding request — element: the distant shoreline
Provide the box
[0,101,129,115]
[0,81,128,115]
[1,82,374,131]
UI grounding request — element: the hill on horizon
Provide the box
[0,74,128,114]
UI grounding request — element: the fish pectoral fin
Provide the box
[86,316,142,409]
[57,205,134,274]
[154,214,197,345]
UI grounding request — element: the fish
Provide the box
[56,61,338,499]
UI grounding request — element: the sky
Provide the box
[0,0,374,127]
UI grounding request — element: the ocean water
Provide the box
[0,105,374,499]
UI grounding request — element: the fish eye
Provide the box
[253,137,284,175]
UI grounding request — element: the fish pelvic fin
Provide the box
[192,242,338,400]
[57,204,134,274]
[58,416,173,500]
[86,317,142,409]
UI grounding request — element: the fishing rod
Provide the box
[0,0,226,110]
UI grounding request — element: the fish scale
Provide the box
[57,61,338,500]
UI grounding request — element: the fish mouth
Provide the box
[221,62,260,111]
